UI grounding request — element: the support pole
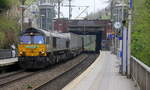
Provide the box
[94,0,95,17]
[69,0,71,20]
[127,9,132,77]
[127,0,133,77]
[122,24,127,75]
[21,0,25,31]
[58,0,61,19]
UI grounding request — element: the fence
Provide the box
[130,56,150,90]
[0,49,12,59]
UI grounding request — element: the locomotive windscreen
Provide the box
[20,35,45,44]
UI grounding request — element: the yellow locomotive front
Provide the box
[18,36,46,57]
[18,28,49,69]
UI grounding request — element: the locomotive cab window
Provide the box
[20,35,31,44]
[20,35,45,44]
[33,35,45,44]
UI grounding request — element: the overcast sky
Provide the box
[59,0,110,19]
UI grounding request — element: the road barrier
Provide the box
[0,49,12,59]
[131,56,150,90]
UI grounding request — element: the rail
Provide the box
[130,56,150,90]
[0,49,12,59]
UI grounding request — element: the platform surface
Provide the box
[0,58,18,67]
[63,51,139,90]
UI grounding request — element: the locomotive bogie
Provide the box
[18,56,49,69]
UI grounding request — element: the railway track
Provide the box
[0,70,38,87]
[33,56,89,90]
[0,70,24,80]
[0,53,98,90]
[34,54,98,90]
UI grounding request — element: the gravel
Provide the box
[0,54,87,90]
[35,54,98,90]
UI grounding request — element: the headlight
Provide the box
[19,51,25,56]
[39,51,45,56]
[41,51,45,54]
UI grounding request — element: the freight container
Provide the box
[51,32,69,51]
[63,33,82,50]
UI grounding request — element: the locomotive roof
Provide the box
[21,27,70,39]
[62,33,80,39]
[21,27,50,36]
[50,32,69,39]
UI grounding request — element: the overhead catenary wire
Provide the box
[75,6,89,19]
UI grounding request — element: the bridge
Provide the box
[68,19,111,35]
[68,20,112,52]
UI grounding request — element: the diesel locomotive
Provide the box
[18,27,83,69]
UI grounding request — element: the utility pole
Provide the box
[20,0,26,31]
[110,1,116,54]
[58,0,61,19]
[94,0,96,17]
[110,1,113,21]
[69,0,72,20]
[127,0,132,77]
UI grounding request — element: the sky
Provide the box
[60,0,110,19]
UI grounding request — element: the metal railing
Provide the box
[130,56,150,90]
[0,49,12,59]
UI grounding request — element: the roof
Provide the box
[21,27,50,36]
[50,32,70,39]
[21,27,70,39]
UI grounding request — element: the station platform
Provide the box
[63,51,139,90]
[0,58,18,67]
